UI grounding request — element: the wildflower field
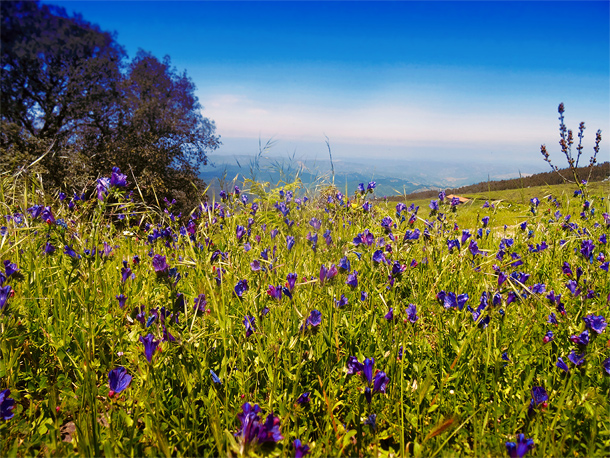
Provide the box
[0,170,609,457]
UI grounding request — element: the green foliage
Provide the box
[1,172,609,456]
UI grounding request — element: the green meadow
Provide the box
[0,172,609,457]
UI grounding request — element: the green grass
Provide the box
[0,174,609,457]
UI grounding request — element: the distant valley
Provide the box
[199,153,548,198]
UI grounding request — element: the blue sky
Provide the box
[46,1,609,169]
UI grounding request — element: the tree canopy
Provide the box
[1,1,220,212]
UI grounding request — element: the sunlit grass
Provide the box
[0,171,609,457]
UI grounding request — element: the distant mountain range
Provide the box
[199,153,550,198]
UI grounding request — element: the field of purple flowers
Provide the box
[0,168,609,457]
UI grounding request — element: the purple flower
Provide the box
[0,389,15,421]
[43,242,56,255]
[294,439,311,458]
[360,291,368,301]
[443,292,469,311]
[404,229,420,241]
[286,235,295,251]
[357,183,365,193]
[580,239,595,260]
[429,200,439,212]
[152,255,169,275]
[505,434,535,458]
[446,239,460,253]
[570,329,590,346]
[346,356,364,375]
[266,285,282,301]
[367,181,376,191]
[234,279,249,298]
[116,294,127,308]
[236,225,246,241]
[244,315,256,337]
[346,271,358,288]
[250,260,261,271]
[556,357,569,373]
[498,271,508,287]
[542,331,553,344]
[568,350,586,366]
[3,261,18,278]
[529,386,548,413]
[121,265,133,283]
[384,308,394,321]
[27,204,44,219]
[235,403,263,444]
[296,392,311,405]
[372,250,386,264]
[335,294,348,308]
[603,357,610,375]
[286,273,297,291]
[210,370,222,385]
[139,334,159,363]
[362,358,374,384]
[406,304,418,323]
[193,294,207,313]
[338,256,350,272]
[309,217,321,230]
[305,310,321,329]
[481,216,490,227]
[326,264,338,281]
[110,167,127,187]
[583,314,607,334]
[461,230,472,244]
[565,280,581,297]
[108,367,132,397]
[532,283,546,294]
[469,239,484,257]
[97,177,111,200]
[373,371,389,393]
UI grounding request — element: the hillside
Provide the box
[393,162,609,201]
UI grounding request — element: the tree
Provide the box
[1,1,125,188]
[1,1,220,212]
[85,51,220,211]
